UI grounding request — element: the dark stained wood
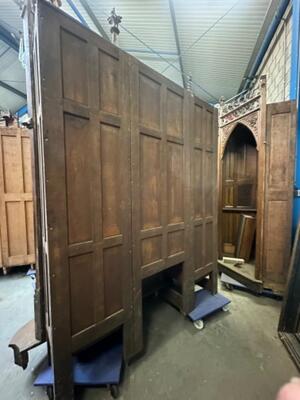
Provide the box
[218,92,296,293]
[218,259,263,293]
[191,96,218,292]
[235,214,256,261]
[278,222,300,370]
[31,2,132,398]
[220,124,258,257]
[9,320,42,369]
[263,101,296,292]
[27,1,218,396]
[279,222,300,333]
[130,63,218,355]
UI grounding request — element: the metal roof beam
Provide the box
[0,80,27,99]
[78,0,110,41]
[65,0,89,27]
[0,24,19,52]
[168,0,186,88]
[123,48,178,56]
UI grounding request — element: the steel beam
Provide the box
[123,48,178,56]
[168,0,186,88]
[0,80,27,99]
[0,24,19,52]
[78,0,110,41]
[241,0,290,90]
[65,0,89,27]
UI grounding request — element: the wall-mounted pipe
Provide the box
[65,0,89,27]
[291,0,300,233]
[16,104,28,118]
[243,0,290,90]
[0,24,19,52]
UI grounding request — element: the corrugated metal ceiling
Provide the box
[0,0,274,112]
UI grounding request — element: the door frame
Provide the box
[218,76,267,281]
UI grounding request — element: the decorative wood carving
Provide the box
[219,81,263,157]
[219,86,260,126]
[219,111,259,157]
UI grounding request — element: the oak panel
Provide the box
[194,224,203,270]
[103,246,123,317]
[204,222,213,267]
[193,148,202,218]
[61,29,88,105]
[100,123,121,238]
[21,136,32,193]
[269,113,290,189]
[141,236,162,266]
[69,252,95,334]
[194,104,203,146]
[99,51,119,115]
[167,142,184,224]
[204,151,213,218]
[65,114,92,245]
[140,134,161,229]
[6,201,25,256]
[139,74,160,131]
[25,201,35,255]
[168,230,184,256]
[205,109,213,150]
[166,90,183,139]
[2,135,22,193]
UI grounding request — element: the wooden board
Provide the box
[190,96,218,291]
[263,101,296,292]
[28,1,218,398]
[129,63,218,355]
[32,3,132,398]
[0,127,35,269]
[235,214,256,261]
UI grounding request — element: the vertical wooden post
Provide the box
[255,75,267,281]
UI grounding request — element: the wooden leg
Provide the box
[181,261,195,315]
[127,287,143,361]
[49,329,73,399]
[51,348,73,400]
[207,269,218,295]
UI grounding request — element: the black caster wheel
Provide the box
[224,283,233,291]
[109,384,120,399]
[46,386,53,400]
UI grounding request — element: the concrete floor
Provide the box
[0,268,298,400]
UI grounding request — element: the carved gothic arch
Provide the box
[220,111,259,158]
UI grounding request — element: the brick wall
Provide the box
[257,4,292,103]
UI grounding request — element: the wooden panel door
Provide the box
[191,97,218,282]
[130,60,194,354]
[0,127,35,269]
[32,2,131,398]
[263,101,296,292]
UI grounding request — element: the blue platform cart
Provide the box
[189,288,231,330]
[34,338,123,399]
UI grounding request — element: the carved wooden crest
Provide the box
[219,111,259,157]
[219,79,265,156]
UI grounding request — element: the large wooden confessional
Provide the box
[9,2,218,399]
[218,77,296,294]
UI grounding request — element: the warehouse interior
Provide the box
[0,0,300,399]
